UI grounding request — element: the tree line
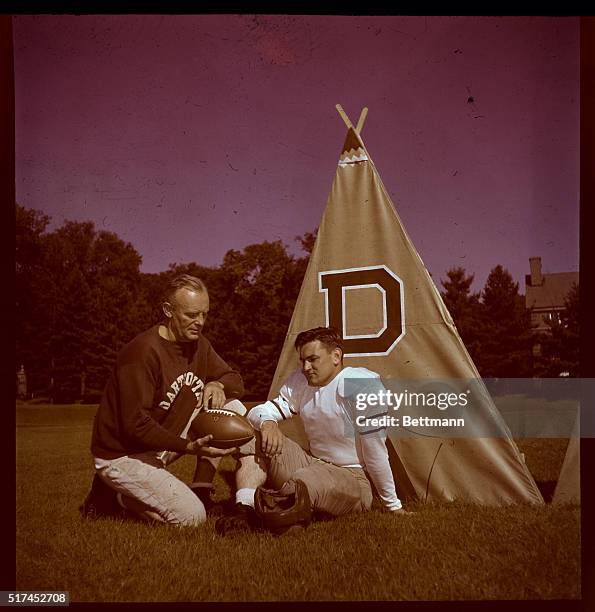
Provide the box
[440,267,578,379]
[15,204,578,403]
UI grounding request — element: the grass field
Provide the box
[16,403,581,602]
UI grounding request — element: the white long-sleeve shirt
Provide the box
[248,367,402,511]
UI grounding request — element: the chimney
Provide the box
[529,257,543,286]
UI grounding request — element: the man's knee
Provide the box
[236,432,309,490]
[237,433,258,458]
[223,399,248,416]
[166,494,207,526]
[290,466,329,494]
[290,467,361,516]
[121,490,207,526]
[236,433,270,472]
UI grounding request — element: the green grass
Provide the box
[16,403,581,602]
[516,438,570,487]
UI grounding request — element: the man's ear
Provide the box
[162,302,173,319]
[332,347,342,366]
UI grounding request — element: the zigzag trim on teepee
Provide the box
[339,147,368,166]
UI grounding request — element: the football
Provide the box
[189,408,255,449]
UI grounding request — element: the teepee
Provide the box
[269,105,543,505]
[552,413,580,504]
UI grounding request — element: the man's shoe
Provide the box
[79,474,128,520]
[392,508,414,515]
[215,503,260,536]
[190,484,227,518]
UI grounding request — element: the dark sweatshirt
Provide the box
[91,325,244,459]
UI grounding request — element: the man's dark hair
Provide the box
[294,327,344,358]
[164,274,208,304]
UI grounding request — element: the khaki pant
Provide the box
[94,452,205,526]
[242,435,373,517]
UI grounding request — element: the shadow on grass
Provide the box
[535,480,558,503]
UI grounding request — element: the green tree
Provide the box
[475,265,533,377]
[215,241,304,398]
[138,270,177,328]
[16,204,51,393]
[440,267,482,364]
[83,229,151,397]
[16,209,148,401]
[295,229,317,255]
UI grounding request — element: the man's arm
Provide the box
[357,431,402,511]
[203,343,244,408]
[340,372,402,511]
[247,394,294,457]
[246,394,296,429]
[246,371,303,457]
[117,362,193,453]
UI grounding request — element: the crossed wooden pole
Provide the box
[336,104,368,135]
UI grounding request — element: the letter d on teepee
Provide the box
[319,265,405,356]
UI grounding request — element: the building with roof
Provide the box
[525,256,578,336]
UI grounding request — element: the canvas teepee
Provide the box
[552,412,580,504]
[269,105,543,505]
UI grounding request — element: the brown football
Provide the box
[189,408,255,449]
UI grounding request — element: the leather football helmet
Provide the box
[254,479,312,535]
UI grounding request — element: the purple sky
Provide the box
[13,15,579,292]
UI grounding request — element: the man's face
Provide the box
[298,340,342,387]
[164,288,209,342]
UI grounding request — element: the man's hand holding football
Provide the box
[185,434,237,458]
[202,381,226,409]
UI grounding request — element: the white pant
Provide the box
[94,452,205,526]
